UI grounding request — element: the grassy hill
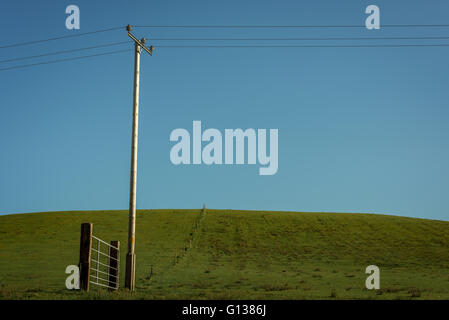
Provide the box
[1,209,449,299]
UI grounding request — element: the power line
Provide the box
[2,42,449,72]
[0,41,131,64]
[3,36,447,65]
[2,23,448,49]
[0,26,125,50]
[148,36,449,41]
[156,43,449,48]
[134,24,449,29]
[0,49,132,72]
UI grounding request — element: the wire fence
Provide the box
[88,235,120,290]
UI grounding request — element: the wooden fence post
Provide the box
[79,223,92,291]
[109,240,120,291]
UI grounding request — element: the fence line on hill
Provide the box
[173,205,207,266]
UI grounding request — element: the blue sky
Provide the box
[1,1,449,220]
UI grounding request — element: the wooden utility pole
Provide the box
[125,25,153,291]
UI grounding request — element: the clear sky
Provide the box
[1,1,449,220]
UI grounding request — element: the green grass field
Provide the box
[1,209,449,299]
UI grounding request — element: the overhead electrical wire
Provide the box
[0,49,132,72]
[4,36,447,65]
[2,24,449,72]
[134,24,449,29]
[148,36,449,41]
[156,43,449,48]
[2,23,449,49]
[0,41,131,64]
[2,43,449,72]
[0,26,125,49]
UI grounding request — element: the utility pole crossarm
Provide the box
[128,32,154,55]
[127,25,154,55]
